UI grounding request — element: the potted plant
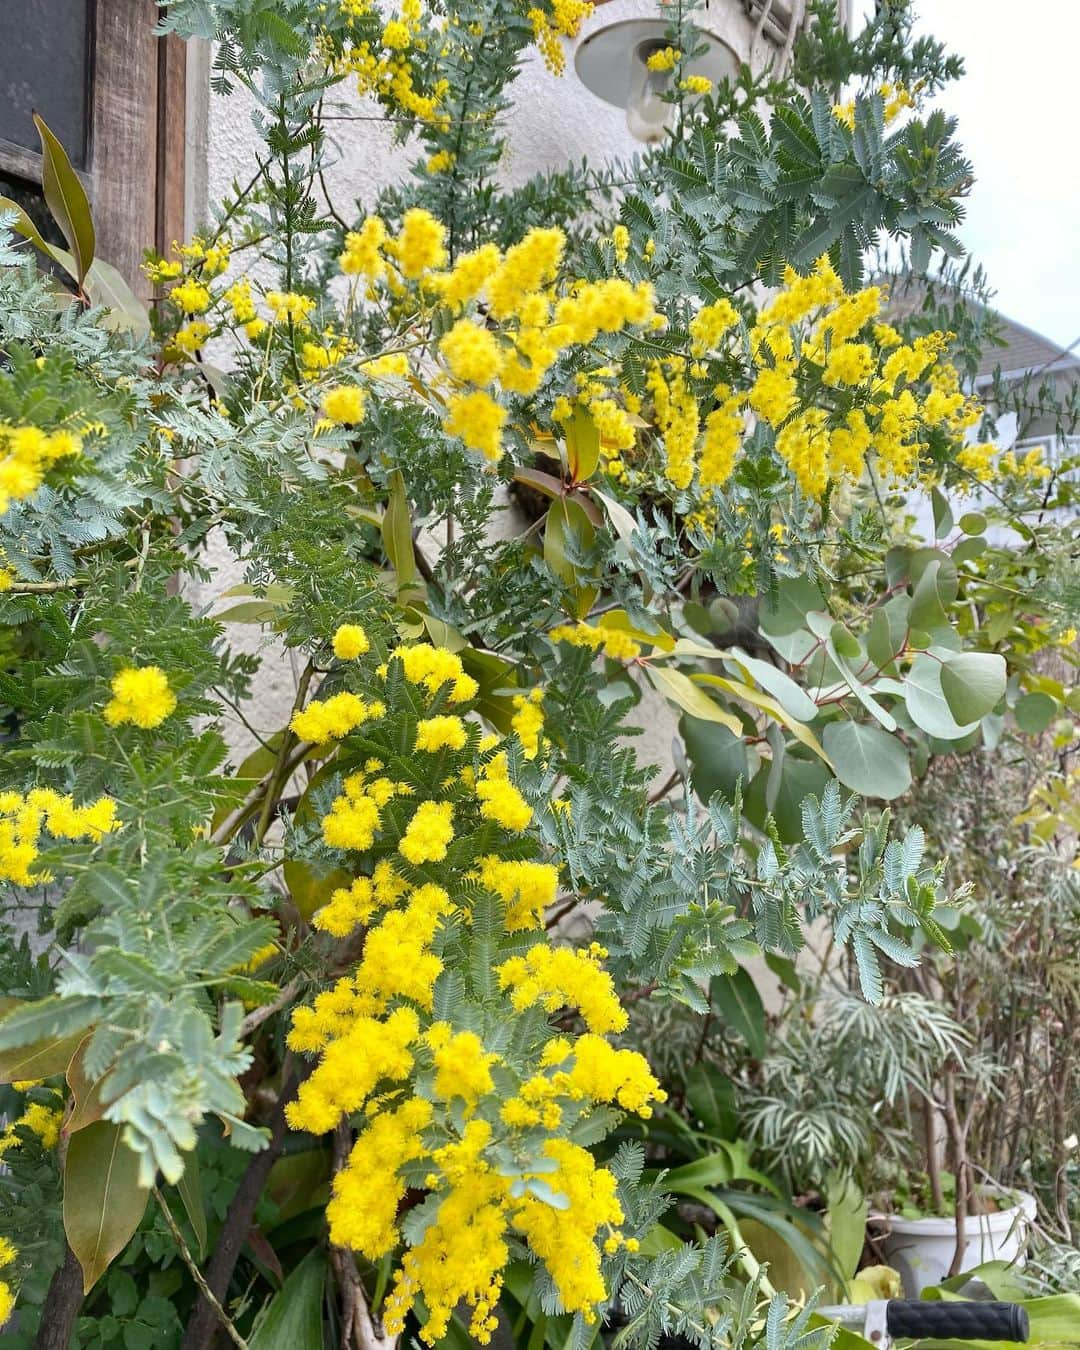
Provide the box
[876,1171,1038,1295]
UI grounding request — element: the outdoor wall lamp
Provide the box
[574,17,739,142]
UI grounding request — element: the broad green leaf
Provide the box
[709,967,766,1059]
[647,665,743,733]
[824,637,897,732]
[958,511,987,535]
[928,1260,1029,1302]
[953,535,986,566]
[681,715,749,804]
[693,673,831,765]
[0,194,70,271]
[759,576,825,636]
[284,778,353,917]
[66,1036,107,1133]
[905,654,979,740]
[419,613,468,653]
[215,601,283,624]
[763,952,801,994]
[176,1155,208,1258]
[637,1224,684,1255]
[822,721,911,800]
[1014,691,1057,734]
[591,487,640,553]
[931,487,954,539]
[727,649,819,722]
[84,258,151,338]
[764,626,820,666]
[381,468,417,593]
[460,647,520,733]
[0,994,101,1050]
[885,546,913,587]
[865,599,909,673]
[249,1250,326,1350]
[684,1062,737,1138]
[737,1216,816,1299]
[908,558,951,632]
[939,652,1006,724]
[825,1172,868,1289]
[745,756,831,843]
[512,466,564,501]
[808,1314,877,1350]
[830,621,862,662]
[565,405,600,482]
[266,1149,331,1228]
[670,635,726,659]
[35,113,95,285]
[910,548,959,603]
[545,496,597,616]
[605,609,674,651]
[282,856,353,921]
[664,1154,734,1190]
[0,1016,86,1084]
[65,1121,148,1292]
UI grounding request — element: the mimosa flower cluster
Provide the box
[144,217,994,540]
[323,0,595,123]
[284,627,663,1341]
[146,209,661,469]
[0,422,83,516]
[0,789,118,886]
[103,665,178,730]
[0,1237,16,1326]
[339,212,660,462]
[640,257,987,504]
[0,1095,63,1158]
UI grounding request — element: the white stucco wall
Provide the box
[186,0,786,769]
[199,0,777,213]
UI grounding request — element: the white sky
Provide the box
[913,0,1079,351]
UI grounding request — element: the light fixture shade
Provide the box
[574,17,739,110]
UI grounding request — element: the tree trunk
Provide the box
[34,1245,84,1350]
[181,1073,299,1350]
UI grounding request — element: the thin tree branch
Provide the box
[181,1070,300,1350]
[155,1186,250,1350]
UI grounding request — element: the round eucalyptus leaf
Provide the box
[939,651,1006,724]
[821,721,911,800]
[1014,691,1057,734]
[829,621,862,662]
[904,654,980,740]
[681,715,749,804]
[758,575,824,635]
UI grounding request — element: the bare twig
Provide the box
[943,1072,969,1278]
[240,977,302,1036]
[155,1186,250,1350]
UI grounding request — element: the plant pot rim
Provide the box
[874,1186,1037,1236]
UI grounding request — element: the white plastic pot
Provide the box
[879,1187,1037,1296]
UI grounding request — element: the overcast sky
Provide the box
[913,1,1079,351]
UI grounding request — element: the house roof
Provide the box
[969,312,1080,385]
[883,276,1080,386]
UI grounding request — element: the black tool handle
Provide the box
[886,1300,1029,1342]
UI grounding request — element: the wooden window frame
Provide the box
[0,0,187,295]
